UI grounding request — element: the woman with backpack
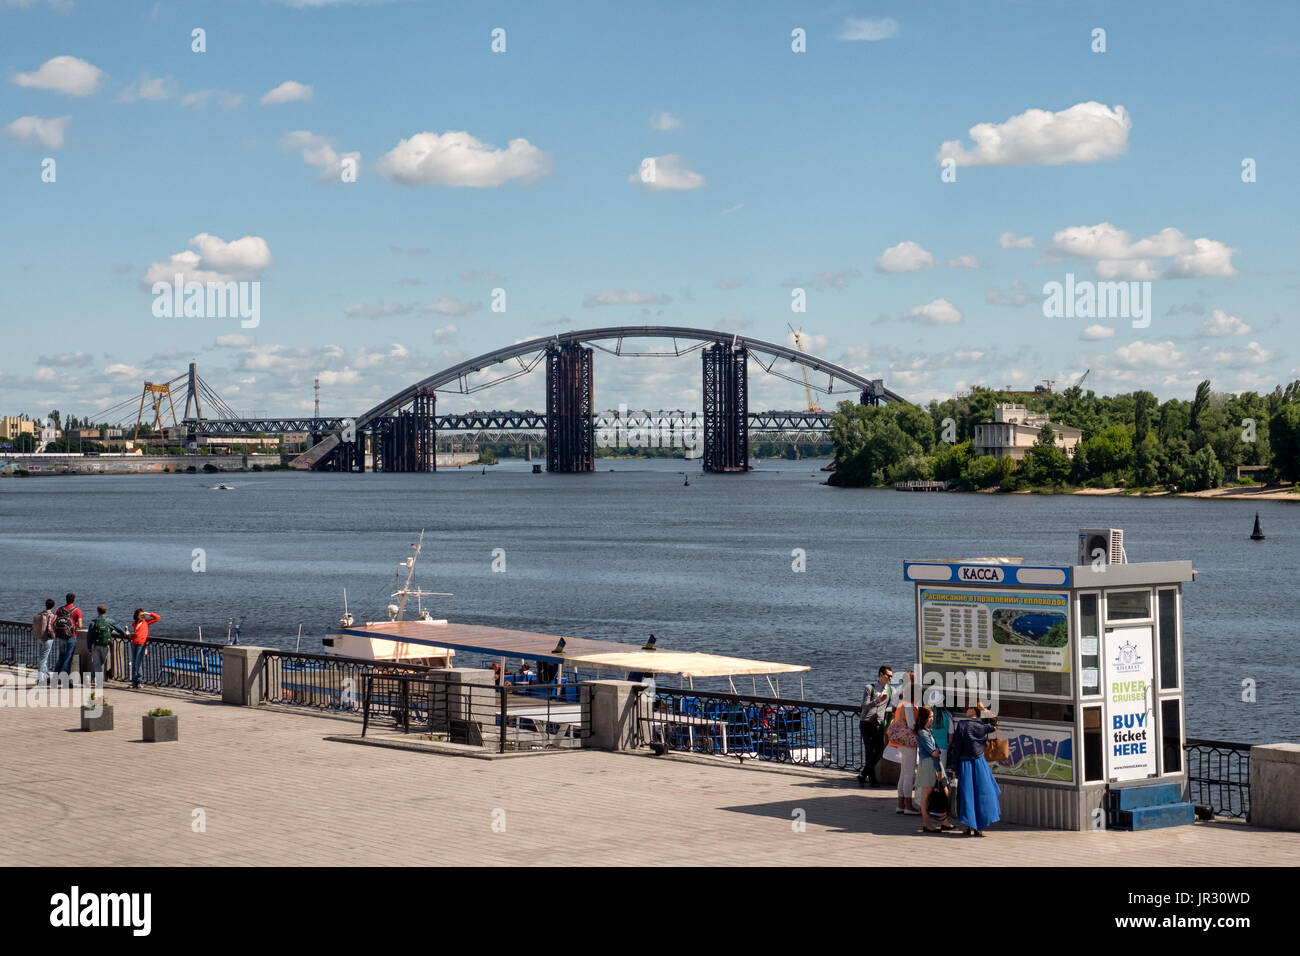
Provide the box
[129,609,161,688]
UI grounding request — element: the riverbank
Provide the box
[1074,484,1300,502]
[3,677,1294,866]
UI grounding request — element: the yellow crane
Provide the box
[787,323,823,413]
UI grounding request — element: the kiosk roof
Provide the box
[337,620,810,678]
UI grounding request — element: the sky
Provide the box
[2,0,1298,423]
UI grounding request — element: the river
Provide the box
[0,458,1292,742]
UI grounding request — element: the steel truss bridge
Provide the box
[152,327,900,473]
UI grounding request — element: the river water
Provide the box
[1,459,1293,742]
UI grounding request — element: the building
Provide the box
[2,416,36,441]
[974,403,1081,460]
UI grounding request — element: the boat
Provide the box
[326,534,824,761]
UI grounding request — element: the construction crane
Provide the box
[134,383,179,441]
[1075,368,1090,388]
[787,323,822,413]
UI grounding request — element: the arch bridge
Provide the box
[292,326,904,473]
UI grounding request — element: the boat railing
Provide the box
[361,673,590,753]
[636,686,863,771]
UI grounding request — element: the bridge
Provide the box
[86,328,902,473]
[288,326,901,473]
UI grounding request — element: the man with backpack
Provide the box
[51,593,82,682]
[32,598,56,686]
[87,605,116,690]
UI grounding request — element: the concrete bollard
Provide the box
[1248,743,1300,831]
[585,680,646,751]
[221,645,273,706]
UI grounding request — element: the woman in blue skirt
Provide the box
[945,703,1002,837]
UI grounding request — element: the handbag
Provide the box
[983,727,1010,762]
[927,781,950,815]
[885,704,917,748]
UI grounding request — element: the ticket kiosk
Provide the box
[903,534,1193,831]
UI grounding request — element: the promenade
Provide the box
[3,682,1296,867]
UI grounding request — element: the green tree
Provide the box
[1181,445,1224,491]
[1269,403,1300,482]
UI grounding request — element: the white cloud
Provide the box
[181,89,244,109]
[1198,309,1252,338]
[583,289,670,307]
[215,333,255,348]
[36,351,92,367]
[1080,324,1116,341]
[904,298,963,325]
[937,101,1131,167]
[999,232,1034,249]
[1202,341,1275,368]
[316,366,359,385]
[344,302,412,318]
[1048,223,1239,279]
[420,297,480,317]
[837,17,900,41]
[115,74,172,102]
[261,80,313,105]
[649,110,680,131]
[377,130,550,187]
[1114,340,1183,369]
[787,330,828,350]
[782,269,861,291]
[353,344,410,369]
[947,254,987,270]
[629,154,706,191]
[4,115,69,148]
[13,55,103,96]
[433,324,458,340]
[875,241,934,274]
[280,130,359,183]
[104,363,143,379]
[140,234,273,290]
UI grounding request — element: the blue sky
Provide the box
[2,0,1298,422]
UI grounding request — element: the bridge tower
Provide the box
[702,342,749,472]
[545,342,594,472]
[860,379,885,407]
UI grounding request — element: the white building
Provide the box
[974,403,1081,461]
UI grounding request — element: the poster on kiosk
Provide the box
[1104,624,1157,781]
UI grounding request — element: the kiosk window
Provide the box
[1106,589,1151,621]
[1079,593,1100,695]
[1161,699,1182,773]
[1157,588,1179,690]
[1083,707,1104,782]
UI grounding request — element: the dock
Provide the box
[894,479,952,492]
[3,680,1295,867]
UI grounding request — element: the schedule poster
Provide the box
[919,588,1070,673]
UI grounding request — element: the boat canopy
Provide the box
[335,620,810,678]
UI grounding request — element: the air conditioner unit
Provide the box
[1078,528,1125,566]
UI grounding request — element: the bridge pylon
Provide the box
[702,342,749,472]
[545,342,594,472]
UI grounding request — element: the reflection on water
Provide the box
[0,458,1293,741]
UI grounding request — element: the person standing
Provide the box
[915,706,956,833]
[87,605,116,690]
[890,670,921,814]
[857,665,893,787]
[129,609,160,688]
[32,598,56,686]
[51,593,82,681]
[945,702,1003,837]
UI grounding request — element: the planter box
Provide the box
[80,703,114,732]
[142,714,178,742]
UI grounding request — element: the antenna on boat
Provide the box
[296,624,303,653]
[339,588,353,628]
[390,529,452,622]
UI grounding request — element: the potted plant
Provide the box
[142,707,178,742]
[80,693,114,732]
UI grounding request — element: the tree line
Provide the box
[828,380,1300,492]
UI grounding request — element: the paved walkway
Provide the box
[3,681,1296,866]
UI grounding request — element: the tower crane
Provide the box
[787,323,822,413]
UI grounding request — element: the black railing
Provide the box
[260,649,435,713]
[1184,738,1251,820]
[363,675,589,753]
[0,619,36,666]
[638,688,862,771]
[109,635,224,694]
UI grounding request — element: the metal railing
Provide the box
[638,688,863,771]
[109,635,224,694]
[1184,738,1251,820]
[0,619,37,666]
[363,675,589,753]
[260,649,436,713]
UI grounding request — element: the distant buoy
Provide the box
[683,477,689,486]
[1250,512,1265,541]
